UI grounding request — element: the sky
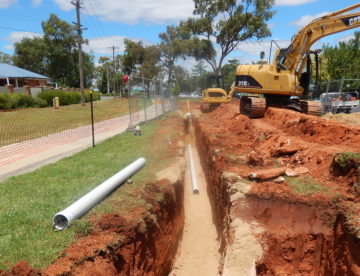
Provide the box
[0,0,359,70]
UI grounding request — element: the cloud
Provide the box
[237,39,290,58]
[291,11,329,27]
[32,0,42,7]
[53,0,73,11]
[54,0,194,25]
[0,0,17,9]
[337,34,355,43]
[5,31,43,50]
[84,36,153,55]
[275,0,318,6]
[84,36,127,55]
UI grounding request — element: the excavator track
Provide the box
[299,100,323,116]
[240,96,266,118]
[240,96,323,118]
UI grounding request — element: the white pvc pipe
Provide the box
[187,145,199,194]
[53,158,146,230]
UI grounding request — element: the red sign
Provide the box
[122,75,129,84]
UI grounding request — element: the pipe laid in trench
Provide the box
[187,144,199,194]
[53,158,146,230]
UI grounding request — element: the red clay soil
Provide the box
[194,100,360,275]
[49,180,182,276]
[1,180,184,276]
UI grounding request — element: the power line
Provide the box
[87,0,109,39]
[0,26,43,34]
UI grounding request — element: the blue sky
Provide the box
[0,0,359,68]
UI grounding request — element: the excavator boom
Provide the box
[235,4,360,118]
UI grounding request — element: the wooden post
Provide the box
[6,84,14,93]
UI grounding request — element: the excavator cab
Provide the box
[200,75,229,112]
[299,50,320,98]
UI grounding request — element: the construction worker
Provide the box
[134,125,142,136]
[184,112,192,133]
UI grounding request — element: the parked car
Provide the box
[190,92,202,98]
[320,91,359,114]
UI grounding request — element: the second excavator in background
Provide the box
[234,3,360,118]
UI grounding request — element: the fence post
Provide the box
[127,90,134,129]
[90,92,95,147]
[143,94,147,122]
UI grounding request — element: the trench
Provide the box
[169,121,221,276]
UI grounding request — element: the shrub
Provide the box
[85,90,101,102]
[0,94,21,109]
[17,94,34,107]
[0,94,10,109]
[38,90,81,106]
[33,97,48,108]
[0,89,100,110]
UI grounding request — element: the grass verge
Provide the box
[286,176,328,195]
[0,111,182,270]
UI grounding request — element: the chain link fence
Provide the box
[0,83,177,168]
[318,79,360,94]
[126,77,177,130]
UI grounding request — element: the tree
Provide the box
[95,56,112,93]
[322,32,360,80]
[13,37,47,74]
[42,14,77,86]
[191,60,207,76]
[159,25,190,84]
[180,0,275,74]
[13,14,95,88]
[222,58,240,88]
[0,51,13,64]
[191,60,208,90]
[123,39,161,96]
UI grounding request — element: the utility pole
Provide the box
[108,46,119,94]
[72,0,87,105]
[106,67,110,94]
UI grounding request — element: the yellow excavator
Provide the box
[234,3,360,118]
[200,75,234,112]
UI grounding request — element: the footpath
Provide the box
[0,101,171,182]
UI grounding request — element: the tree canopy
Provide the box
[179,0,275,74]
[159,25,191,84]
[13,14,95,88]
[322,32,360,80]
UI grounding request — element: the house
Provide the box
[0,63,49,88]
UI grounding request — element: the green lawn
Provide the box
[0,112,180,270]
[0,98,152,147]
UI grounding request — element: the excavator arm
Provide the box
[236,4,360,118]
[278,3,360,78]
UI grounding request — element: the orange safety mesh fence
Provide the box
[0,98,130,166]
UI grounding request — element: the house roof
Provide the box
[0,63,49,79]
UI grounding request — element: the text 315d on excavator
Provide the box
[234,3,360,118]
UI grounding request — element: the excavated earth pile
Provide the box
[194,101,360,275]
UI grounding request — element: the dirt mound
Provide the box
[0,261,39,276]
[194,101,360,275]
